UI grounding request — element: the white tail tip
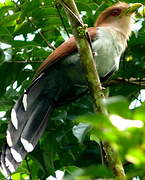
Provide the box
[6,131,13,147]
[22,93,27,111]
[11,108,18,130]
[10,148,22,163]
[21,137,34,152]
[5,157,15,173]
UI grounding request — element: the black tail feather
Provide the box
[21,103,54,152]
[0,73,55,176]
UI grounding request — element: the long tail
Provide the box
[0,73,55,176]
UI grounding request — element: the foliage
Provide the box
[0,0,145,179]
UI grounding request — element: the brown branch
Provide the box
[103,77,145,87]
[7,60,43,63]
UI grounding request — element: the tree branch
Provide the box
[103,77,145,87]
[54,1,70,38]
[27,17,56,50]
[59,0,127,179]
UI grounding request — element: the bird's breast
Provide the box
[92,27,126,77]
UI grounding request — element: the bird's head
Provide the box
[95,2,142,38]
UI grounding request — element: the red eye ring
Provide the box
[111,9,122,16]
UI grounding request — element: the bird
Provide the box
[0,2,142,177]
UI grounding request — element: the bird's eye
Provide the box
[111,9,122,16]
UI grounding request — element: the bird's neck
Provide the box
[98,23,131,41]
[96,15,134,41]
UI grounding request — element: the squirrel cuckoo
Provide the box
[0,2,142,176]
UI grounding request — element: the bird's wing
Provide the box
[36,27,97,76]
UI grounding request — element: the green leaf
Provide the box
[0,48,5,64]
[0,12,21,27]
[126,149,145,165]
[0,27,13,43]
[105,96,131,118]
[41,132,57,176]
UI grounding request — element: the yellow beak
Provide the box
[126,3,143,14]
